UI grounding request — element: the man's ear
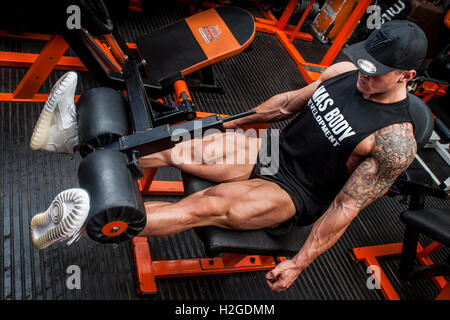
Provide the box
[400,70,416,82]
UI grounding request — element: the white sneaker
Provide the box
[30,188,90,250]
[30,71,79,155]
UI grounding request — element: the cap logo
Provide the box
[357,59,377,74]
[368,29,393,51]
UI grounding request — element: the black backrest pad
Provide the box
[408,93,434,149]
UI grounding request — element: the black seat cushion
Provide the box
[182,172,311,258]
[400,208,450,247]
[135,7,255,84]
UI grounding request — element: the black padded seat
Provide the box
[400,208,450,247]
[181,172,312,258]
[135,7,255,83]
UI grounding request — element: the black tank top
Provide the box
[267,70,412,223]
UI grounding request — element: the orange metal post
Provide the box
[132,237,157,295]
[104,33,127,65]
[320,0,372,66]
[275,29,313,83]
[12,34,69,99]
[288,0,317,43]
[255,0,314,41]
[276,0,300,30]
[174,79,193,103]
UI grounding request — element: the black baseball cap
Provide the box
[344,20,428,76]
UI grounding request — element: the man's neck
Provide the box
[362,85,407,104]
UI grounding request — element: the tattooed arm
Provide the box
[266,122,417,292]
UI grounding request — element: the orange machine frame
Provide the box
[255,0,373,84]
[132,237,286,295]
[414,81,448,104]
[0,30,137,103]
[352,241,449,300]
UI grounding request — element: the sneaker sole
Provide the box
[30,72,77,151]
[30,188,90,250]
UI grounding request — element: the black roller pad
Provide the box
[77,87,131,158]
[78,148,146,243]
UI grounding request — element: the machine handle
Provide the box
[222,110,256,123]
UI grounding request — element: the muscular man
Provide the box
[29,20,427,292]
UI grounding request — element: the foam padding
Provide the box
[78,148,146,243]
[77,87,131,157]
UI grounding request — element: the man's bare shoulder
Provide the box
[342,122,416,209]
[372,122,417,176]
[318,62,357,83]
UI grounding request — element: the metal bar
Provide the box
[139,168,158,194]
[122,59,153,131]
[256,21,313,41]
[398,225,420,281]
[275,30,313,83]
[289,0,316,42]
[140,180,184,196]
[353,243,403,260]
[131,237,157,295]
[417,241,443,259]
[414,155,441,185]
[416,243,448,290]
[12,34,69,99]
[222,109,256,123]
[276,0,300,30]
[363,256,400,300]
[0,93,81,103]
[0,51,86,70]
[151,256,276,278]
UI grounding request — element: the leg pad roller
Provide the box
[78,148,146,243]
[77,87,131,158]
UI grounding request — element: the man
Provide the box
[29,20,427,292]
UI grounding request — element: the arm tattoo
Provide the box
[343,123,417,209]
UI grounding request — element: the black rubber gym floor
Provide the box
[0,1,448,300]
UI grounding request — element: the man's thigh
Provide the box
[172,131,262,182]
[199,178,297,230]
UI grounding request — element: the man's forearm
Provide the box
[292,198,358,270]
[224,81,319,129]
[224,93,293,128]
